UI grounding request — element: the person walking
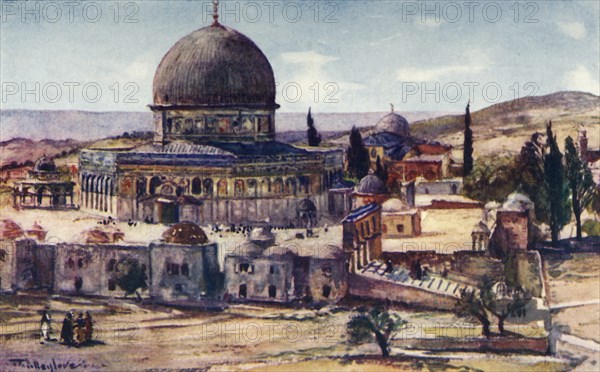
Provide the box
[60,312,73,345]
[84,311,93,342]
[40,309,51,342]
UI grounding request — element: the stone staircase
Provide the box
[359,261,477,299]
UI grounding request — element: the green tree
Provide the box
[517,132,549,224]
[455,288,492,338]
[346,126,370,180]
[544,122,571,243]
[347,306,406,357]
[463,154,518,203]
[463,103,474,177]
[115,259,148,301]
[565,136,596,240]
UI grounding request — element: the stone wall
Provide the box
[14,239,55,291]
[0,240,15,292]
[224,255,294,302]
[348,274,457,310]
[53,243,150,298]
[382,250,504,286]
[149,242,221,302]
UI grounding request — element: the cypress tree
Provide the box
[463,103,474,177]
[544,122,571,243]
[565,136,596,240]
[375,155,388,183]
[346,126,370,180]
[307,107,322,147]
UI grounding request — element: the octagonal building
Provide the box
[79,20,343,225]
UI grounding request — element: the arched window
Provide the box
[234,180,245,197]
[268,285,277,298]
[285,178,297,195]
[322,285,332,298]
[217,179,228,197]
[192,177,202,195]
[203,179,214,197]
[136,178,146,196]
[273,178,284,194]
[149,176,161,195]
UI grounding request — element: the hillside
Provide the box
[410,91,600,158]
[0,110,153,142]
[0,109,451,142]
[0,138,84,168]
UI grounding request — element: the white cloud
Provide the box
[563,64,600,95]
[396,50,490,82]
[557,21,586,39]
[280,51,338,66]
[277,51,364,111]
[396,65,485,82]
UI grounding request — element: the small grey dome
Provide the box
[33,156,56,172]
[357,174,388,195]
[296,199,317,213]
[502,192,534,212]
[374,112,410,137]
[249,227,275,247]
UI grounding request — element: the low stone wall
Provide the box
[382,250,504,286]
[394,336,548,354]
[348,274,456,310]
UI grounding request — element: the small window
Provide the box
[108,279,116,291]
[166,262,172,275]
[77,258,84,269]
[181,263,190,277]
[239,284,247,298]
[74,277,83,291]
[396,224,405,233]
[322,285,332,298]
[175,283,183,292]
[240,263,250,273]
[372,216,377,232]
[171,264,180,276]
[0,249,6,262]
[366,221,370,235]
[322,266,332,277]
[269,265,275,274]
[268,285,277,298]
[67,257,75,270]
[107,259,117,273]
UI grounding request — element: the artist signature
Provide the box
[7,358,102,371]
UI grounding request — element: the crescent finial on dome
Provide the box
[212,0,220,26]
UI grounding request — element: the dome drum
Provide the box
[152,107,276,144]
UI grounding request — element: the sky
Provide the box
[1,0,599,114]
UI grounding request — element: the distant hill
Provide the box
[0,137,84,168]
[0,110,153,142]
[2,92,597,165]
[409,91,600,158]
[0,109,452,142]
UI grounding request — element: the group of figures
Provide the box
[40,309,94,346]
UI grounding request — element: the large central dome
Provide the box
[153,24,277,108]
